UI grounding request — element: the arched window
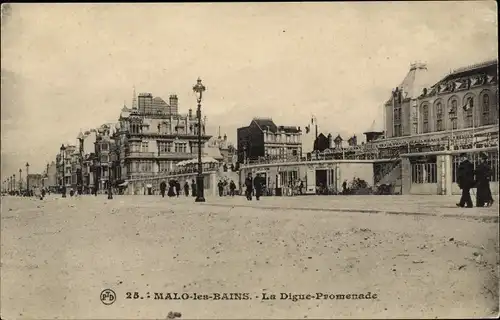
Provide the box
[449,100,458,130]
[464,97,474,128]
[482,94,491,125]
[435,102,444,131]
[422,105,429,133]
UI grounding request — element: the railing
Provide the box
[452,151,499,183]
[411,163,438,184]
[126,152,156,158]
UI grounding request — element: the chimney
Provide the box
[223,134,227,141]
[169,95,178,113]
[328,133,333,149]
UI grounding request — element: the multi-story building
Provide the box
[44,161,57,190]
[384,60,498,138]
[237,118,302,163]
[56,144,75,190]
[114,92,211,182]
[94,124,117,192]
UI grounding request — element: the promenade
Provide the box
[1,195,498,319]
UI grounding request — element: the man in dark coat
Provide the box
[475,152,494,207]
[254,173,263,201]
[229,180,236,196]
[456,153,475,208]
[218,180,224,197]
[184,181,190,197]
[175,181,181,197]
[159,181,167,198]
[191,179,197,197]
[245,173,253,201]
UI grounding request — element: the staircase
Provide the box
[374,148,402,194]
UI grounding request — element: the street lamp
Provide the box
[26,162,30,195]
[19,168,22,194]
[60,144,67,198]
[108,152,113,200]
[193,77,206,202]
[77,132,84,195]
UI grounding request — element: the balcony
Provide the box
[126,152,156,158]
[125,152,195,160]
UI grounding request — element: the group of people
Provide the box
[244,173,265,201]
[217,179,237,197]
[456,152,495,208]
[159,179,197,198]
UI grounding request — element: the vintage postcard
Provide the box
[1,2,498,319]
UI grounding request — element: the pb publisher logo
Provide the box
[100,289,116,305]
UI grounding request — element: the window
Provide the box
[393,105,402,137]
[101,143,108,151]
[422,105,429,133]
[141,142,148,152]
[174,143,187,153]
[159,161,170,173]
[464,97,474,128]
[482,94,491,125]
[449,100,458,130]
[435,102,444,131]
[158,142,172,153]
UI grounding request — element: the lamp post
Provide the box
[19,168,22,195]
[108,151,113,200]
[193,77,206,202]
[77,132,84,195]
[26,162,30,195]
[60,144,67,198]
[12,175,15,194]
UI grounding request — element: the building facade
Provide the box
[114,92,212,183]
[237,118,302,164]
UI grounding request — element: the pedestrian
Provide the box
[218,180,224,197]
[475,152,494,207]
[191,179,197,197]
[254,173,263,201]
[229,180,236,196]
[245,173,253,201]
[175,181,181,197]
[184,181,190,197]
[159,181,166,198]
[342,180,348,194]
[167,180,175,197]
[456,153,475,208]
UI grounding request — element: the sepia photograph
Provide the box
[1,2,498,319]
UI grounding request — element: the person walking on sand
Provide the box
[245,173,253,201]
[229,180,236,197]
[191,179,197,197]
[159,181,166,198]
[175,180,181,197]
[254,173,263,201]
[456,153,475,208]
[184,181,190,197]
[475,152,494,207]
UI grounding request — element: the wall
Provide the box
[410,183,438,195]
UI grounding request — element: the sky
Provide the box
[1,2,497,178]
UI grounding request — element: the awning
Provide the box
[118,181,128,187]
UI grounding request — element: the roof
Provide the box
[279,125,301,133]
[434,59,497,85]
[252,118,278,133]
[386,62,431,103]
